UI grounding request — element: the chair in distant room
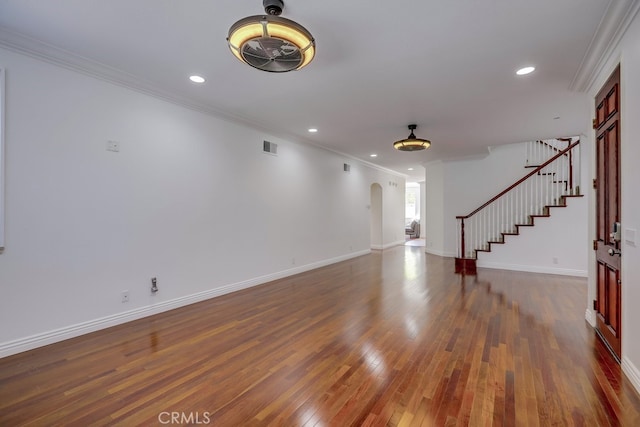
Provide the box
[405,220,420,239]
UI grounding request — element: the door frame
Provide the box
[593,64,622,361]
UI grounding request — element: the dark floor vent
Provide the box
[263,140,278,155]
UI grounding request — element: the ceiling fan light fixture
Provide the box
[227,1,315,72]
[393,124,431,151]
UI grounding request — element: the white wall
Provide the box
[0,47,405,356]
[370,183,383,248]
[425,161,445,255]
[585,7,640,392]
[419,181,426,239]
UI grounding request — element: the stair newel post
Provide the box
[460,217,466,258]
[569,146,573,193]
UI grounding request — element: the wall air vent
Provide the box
[343,163,351,172]
[263,140,278,155]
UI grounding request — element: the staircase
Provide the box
[455,138,582,274]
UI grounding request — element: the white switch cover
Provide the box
[106,140,120,152]
[625,228,636,246]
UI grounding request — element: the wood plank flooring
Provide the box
[1,247,640,426]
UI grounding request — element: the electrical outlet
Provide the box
[552,257,558,264]
[121,291,130,303]
[151,277,158,294]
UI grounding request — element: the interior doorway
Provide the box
[405,182,420,225]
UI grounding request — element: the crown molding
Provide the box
[569,0,640,92]
[0,27,284,129]
[0,27,407,180]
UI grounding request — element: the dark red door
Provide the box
[594,65,621,360]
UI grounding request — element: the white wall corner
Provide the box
[585,308,597,326]
[622,356,640,396]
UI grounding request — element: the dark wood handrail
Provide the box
[457,139,580,220]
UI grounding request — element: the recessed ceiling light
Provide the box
[370,154,378,158]
[408,168,414,171]
[308,128,318,133]
[516,66,535,76]
[189,75,205,83]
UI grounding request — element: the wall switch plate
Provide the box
[121,291,129,303]
[625,228,636,246]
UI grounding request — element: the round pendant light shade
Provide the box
[227,1,315,72]
[393,124,431,151]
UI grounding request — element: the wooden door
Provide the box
[594,65,621,360]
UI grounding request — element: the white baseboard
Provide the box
[586,312,640,395]
[476,260,587,277]
[424,248,456,257]
[0,249,371,358]
[585,308,596,326]
[622,356,640,396]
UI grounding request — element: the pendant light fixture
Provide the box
[227,0,315,73]
[393,124,431,151]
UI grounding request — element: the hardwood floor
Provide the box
[1,246,639,426]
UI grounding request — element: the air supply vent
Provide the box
[343,163,351,172]
[263,140,278,155]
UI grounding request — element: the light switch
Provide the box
[625,228,636,246]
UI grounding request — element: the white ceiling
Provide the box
[0,0,626,181]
